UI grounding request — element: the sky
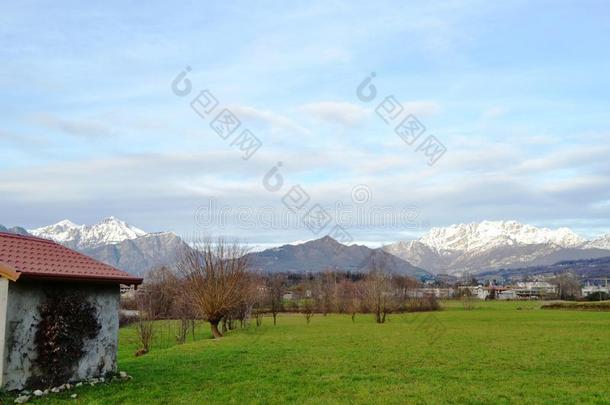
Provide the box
[1,0,610,247]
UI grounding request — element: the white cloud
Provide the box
[229,105,310,136]
[400,101,442,117]
[32,113,116,138]
[480,105,508,120]
[298,101,369,127]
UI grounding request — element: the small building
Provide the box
[412,288,455,299]
[497,290,518,300]
[0,233,142,390]
[513,281,556,299]
[458,285,489,300]
[582,278,610,298]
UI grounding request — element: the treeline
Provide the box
[125,238,441,354]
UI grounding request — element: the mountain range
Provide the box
[246,236,430,278]
[1,218,610,278]
[0,217,188,276]
[384,220,610,275]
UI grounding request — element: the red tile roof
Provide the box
[0,232,142,285]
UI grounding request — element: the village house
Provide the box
[513,281,556,299]
[581,278,610,298]
[0,232,142,390]
[458,285,490,300]
[411,288,455,299]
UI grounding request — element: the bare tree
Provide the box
[460,288,475,310]
[392,275,420,310]
[338,279,361,322]
[318,270,338,315]
[171,277,197,344]
[143,266,179,319]
[267,274,286,325]
[301,297,315,324]
[176,238,251,338]
[552,273,581,300]
[363,257,395,324]
[135,292,155,355]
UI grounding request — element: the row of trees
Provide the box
[130,238,440,351]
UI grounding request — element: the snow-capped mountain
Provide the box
[30,217,146,250]
[26,217,187,276]
[384,220,610,275]
[584,234,610,250]
[419,220,585,252]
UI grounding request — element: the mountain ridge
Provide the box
[246,236,430,278]
[9,218,610,277]
[384,220,610,275]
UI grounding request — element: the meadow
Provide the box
[8,301,610,404]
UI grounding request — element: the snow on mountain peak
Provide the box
[419,220,585,252]
[585,234,610,250]
[55,219,80,228]
[30,217,146,249]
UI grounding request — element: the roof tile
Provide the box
[0,232,142,284]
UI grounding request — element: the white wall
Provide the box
[0,278,9,388]
[1,281,120,391]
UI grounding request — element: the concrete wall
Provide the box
[1,281,120,391]
[0,278,8,389]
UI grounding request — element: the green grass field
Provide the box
[7,301,610,404]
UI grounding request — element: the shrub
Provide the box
[586,291,610,301]
[119,313,139,327]
[406,296,441,312]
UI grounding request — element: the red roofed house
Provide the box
[0,232,142,390]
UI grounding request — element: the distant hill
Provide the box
[82,232,190,277]
[0,224,31,236]
[246,236,430,278]
[478,256,610,280]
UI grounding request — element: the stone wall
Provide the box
[1,281,119,391]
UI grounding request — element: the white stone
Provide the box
[70,394,77,399]
[14,395,30,404]
[33,390,43,396]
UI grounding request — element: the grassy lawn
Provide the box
[6,301,610,404]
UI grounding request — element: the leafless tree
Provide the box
[338,279,361,322]
[301,297,315,324]
[318,270,338,315]
[171,277,197,344]
[176,237,251,338]
[392,275,420,310]
[142,266,178,319]
[363,257,395,324]
[552,273,581,300]
[135,292,155,355]
[461,288,475,310]
[267,274,286,325]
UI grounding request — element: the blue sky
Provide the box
[1,0,610,246]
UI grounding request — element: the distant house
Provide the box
[0,233,142,390]
[513,281,556,299]
[582,282,610,298]
[412,288,455,298]
[497,290,518,300]
[459,286,489,300]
